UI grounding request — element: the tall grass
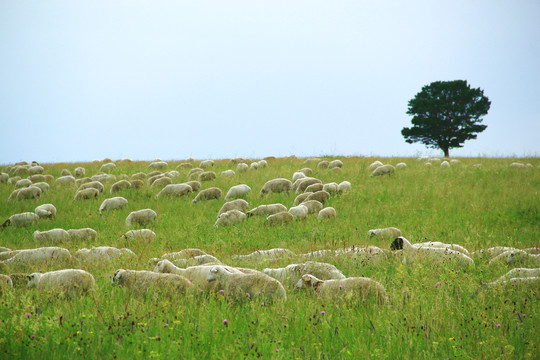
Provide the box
[0,157,538,359]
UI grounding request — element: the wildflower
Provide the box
[26,313,31,318]
[274,348,279,352]
[164,323,169,328]
[108,274,112,278]
[246,292,251,298]
[496,324,501,328]
[339,285,343,289]
[321,311,326,315]
[31,334,36,339]
[522,314,526,318]
[219,289,224,293]
[402,290,406,293]
[258,291,262,295]
[434,282,441,288]
[223,319,228,326]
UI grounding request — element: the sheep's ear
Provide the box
[301,274,311,283]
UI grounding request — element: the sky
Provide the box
[1,0,539,164]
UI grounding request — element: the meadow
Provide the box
[0,156,538,359]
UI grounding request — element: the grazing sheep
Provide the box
[236,163,249,172]
[151,176,173,189]
[78,181,105,193]
[188,168,204,179]
[263,261,345,286]
[198,171,217,182]
[1,247,72,266]
[74,188,99,200]
[228,157,246,165]
[221,170,236,177]
[100,163,116,173]
[199,160,214,169]
[0,274,13,293]
[318,207,336,221]
[75,177,91,187]
[225,184,251,201]
[370,164,395,177]
[390,237,474,267]
[323,183,338,194]
[368,161,383,171]
[28,174,46,183]
[328,160,343,169]
[295,178,322,193]
[304,158,322,164]
[292,171,306,182]
[305,183,324,193]
[257,160,268,168]
[299,246,387,264]
[412,241,471,257]
[186,180,201,192]
[0,173,9,183]
[158,249,208,262]
[192,187,222,203]
[34,229,70,243]
[148,161,168,170]
[74,167,86,178]
[260,178,292,196]
[301,200,324,214]
[172,255,222,267]
[67,228,97,242]
[487,268,540,287]
[289,204,309,220]
[27,269,96,296]
[317,161,329,169]
[296,274,386,303]
[28,166,44,175]
[32,182,50,193]
[232,248,295,261]
[122,229,157,241]
[2,212,39,228]
[510,162,525,168]
[131,172,147,181]
[110,180,131,193]
[8,176,22,184]
[56,175,76,186]
[266,211,294,225]
[112,269,192,295]
[368,227,402,239]
[15,178,32,189]
[60,169,72,177]
[7,189,21,203]
[75,246,137,263]
[246,204,287,217]
[126,209,157,227]
[396,162,407,169]
[424,162,432,168]
[99,197,129,214]
[489,250,540,266]
[176,163,193,169]
[156,184,193,199]
[305,190,330,205]
[91,173,116,183]
[441,161,450,168]
[207,266,287,303]
[16,186,42,201]
[250,162,259,170]
[218,199,249,216]
[472,246,519,258]
[214,210,246,228]
[292,192,312,206]
[130,179,144,189]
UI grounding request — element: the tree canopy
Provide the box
[401,80,491,157]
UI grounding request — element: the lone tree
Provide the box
[401,80,490,157]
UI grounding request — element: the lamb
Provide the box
[289,204,308,220]
[126,209,158,227]
[260,178,292,196]
[236,163,249,172]
[27,269,96,296]
[328,160,343,169]
[34,229,70,243]
[112,269,192,295]
[14,186,42,201]
[55,175,76,186]
[32,182,50,193]
[305,190,330,205]
[232,248,295,261]
[148,161,168,170]
[75,246,137,263]
[318,207,336,221]
[368,227,402,239]
[100,162,117,173]
[304,183,324,193]
[487,268,540,287]
[295,274,386,304]
[390,237,474,267]
[301,200,324,214]
[370,164,395,177]
[207,266,287,303]
[198,171,217,182]
[186,180,201,192]
[2,212,39,228]
[99,197,128,214]
[224,184,251,201]
[266,211,294,225]
[221,170,236,177]
[192,187,222,203]
[368,161,383,171]
[214,210,246,228]
[122,229,157,241]
[67,228,97,242]
[78,180,105,193]
[199,160,214,168]
[246,204,287,217]
[110,180,131,193]
[74,167,86,178]
[322,183,338,194]
[0,274,13,292]
[156,184,193,199]
[303,158,322,164]
[218,199,249,216]
[74,188,99,200]
[0,247,72,266]
[263,261,345,286]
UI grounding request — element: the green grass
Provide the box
[0,157,538,359]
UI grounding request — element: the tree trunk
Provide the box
[442,148,450,158]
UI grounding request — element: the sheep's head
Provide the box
[295,274,321,290]
[112,269,125,285]
[153,260,172,273]
[390,237,404,251]
[207,267,219,282]
[27,273,42,288]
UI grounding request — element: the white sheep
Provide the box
[370,164,395,177]
[236,163,249,172]
[218,199,249,216]
[159,249,208,261]
[198,171,217,182]
[67,228,97,242]
[156,184,193,199]
[100,162,117,173]
[186,180,201,192]
[176,162,193,170]
[304,183,324,193]
[289,204,308,220]
[413,241,471,257]
[250,162,259,170]
[0,247,72,266]
[510,162,525,168]
[322,183,338,194]
[263,261,345,286]
[34,229,70,243]
[207,266,287,303]
[1,212,39,228]
[61,169,72,177]
[294,178,322,193]
[295,274,386,303]
[301,200,323,214]
[14,186,42,201]
[318,207,336,221]
[246,204,287,217]
[122,229,157,241]
[74,167,86,178]
[74,188,99,200]
[221,170,236,177]
[299,245,387,264]
[293,192,312,206]
[368,161,383,171]
[488,250,540,266]
[192,187,222,203]
[112,269,192,295]
[27,269,96,296]
[148,161,168,170]
[266,211,294,225]
[55,175,76,186]
[232,248,295,261]
[126,209,157,227]
[441,161,450,168]
[78,180,105,193]
[214,210,246,228]
[75,246,137,263]
[32,182,50,193]
[110,180,131,193]
[292,171,306,182]
[260,178,292,196]
[28,174,46,183]
[28,166,44,175]
[390,237,474,267]
[472,246,518,258]
[199,160,214,168]
[396,162,407,169]
[257,160,268,168]
[15,178,32,188]
[99,197,129,214]
[0,173,9,183]
[368,227,402,239]
[34,204,57,219]
[151,176,173,189]
[172,255,222,267]
[317,160,329,169]
[305,190,330,205]
[225,184,251,201]
[487,268,540,287]
[328,160,343,169]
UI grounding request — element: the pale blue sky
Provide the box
[1,1,539,164]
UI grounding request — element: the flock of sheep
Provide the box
[0,157,538,305]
